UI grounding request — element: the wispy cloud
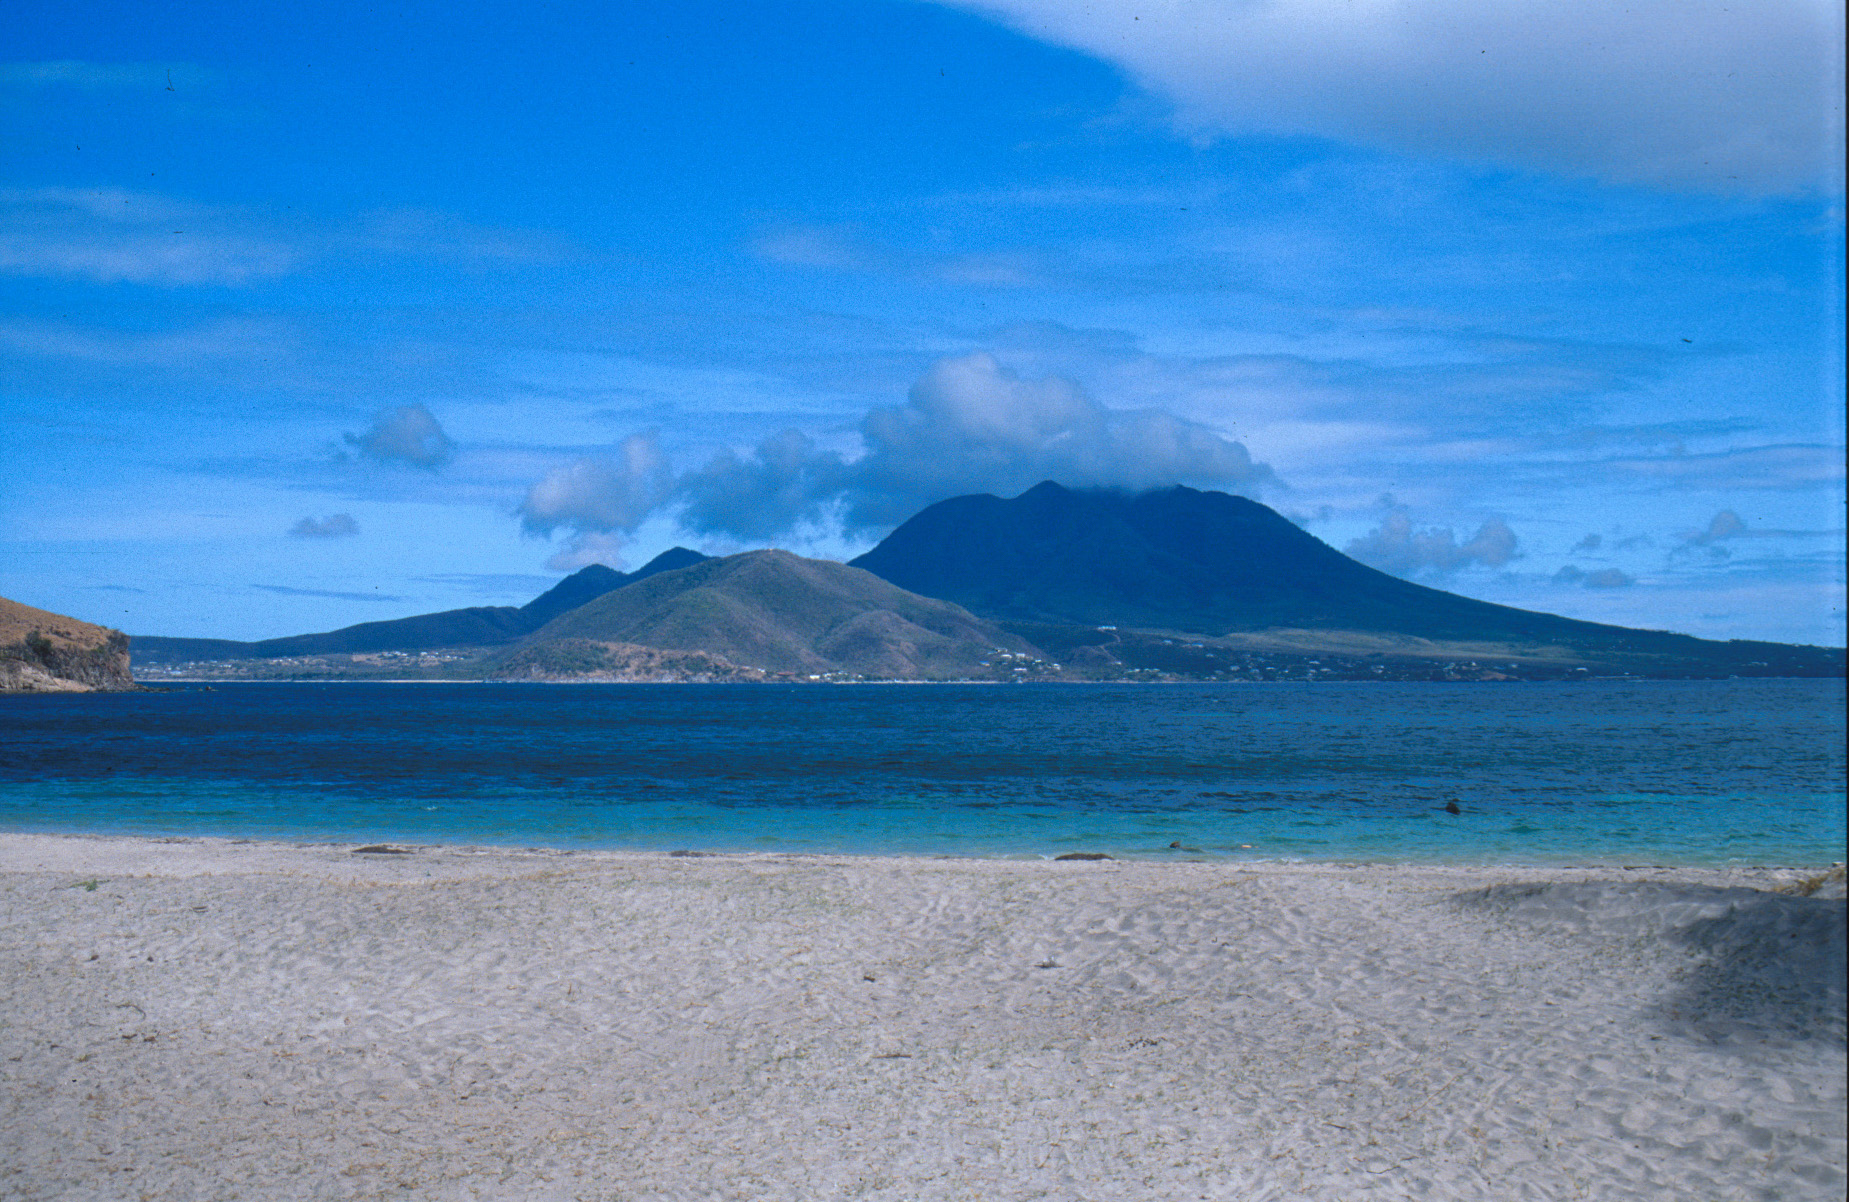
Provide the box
[251,584,405,603]
[0,316,293,364]
[752,224,1046,289]
[343,208,585,267]
[0,61,208,90]
[1671,508,1841,559]
[939,0,1845,192]
[1602,444,1845,491]
[0,188,591,288]
[0,187,293,285]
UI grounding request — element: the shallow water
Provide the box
[1,679,1842,864]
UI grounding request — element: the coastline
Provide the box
[3,832,1842,1200]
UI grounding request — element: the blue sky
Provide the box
[3,0,1844,644]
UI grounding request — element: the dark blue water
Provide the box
[1,680,1842,865]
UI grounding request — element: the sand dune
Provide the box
[1,835,1842,1200]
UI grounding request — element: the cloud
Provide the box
[542,532,632,572]
[751,224,1044,289]
[251,585,405,603]
[346,208,579,267]
[415,572,556,595]
[752,226,879,272]
[942,0,1844,192]
[0,188,582,288]
[512,354,1274,552]
[678,352,1275,535]
[1682,509,1750,547]
[1668,508,1843,562]
[0,316,291,365]
[289,513,359,539]
[344,404,456,469]
[0,61,192,90]
[0,187,294,285]
[678,429,849,541]
[1555,565,1635,588]
[518,431,672,535]
[1346,511,1520,576]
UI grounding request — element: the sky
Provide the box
[3,0,1844,645]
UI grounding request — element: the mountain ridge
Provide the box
[510,550,1035,679]
[131,548,709,665]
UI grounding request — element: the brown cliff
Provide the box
[0,597,138,693]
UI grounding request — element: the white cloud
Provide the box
[288,513,359,539]
[519,431,672,535]
[1346,510,1520,576]
[543,532,631,572]
[847,352,1271,524]
[513,354,1274,547]
[344,404,456,469]
[678,352,1275,535]
[943,0,1845,192]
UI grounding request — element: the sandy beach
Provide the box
[1,835,1842,1201]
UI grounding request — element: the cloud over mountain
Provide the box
[518,431,673,535]
[680,353,1272,537]
[943,0,1844,192]
[520,354,1273,550]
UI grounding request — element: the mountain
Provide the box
[517,546,709,628]
[131,548,710,665]
[514,549,1033,678]
[849,482,1842,675]
[1,596,137,692]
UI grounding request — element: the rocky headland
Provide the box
[0,597,138,694]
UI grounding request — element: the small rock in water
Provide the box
[1444,801,1462,815]
[1054,852,1113,862]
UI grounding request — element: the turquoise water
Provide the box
[0,680,1842,865]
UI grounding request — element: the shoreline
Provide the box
[116,673,1849,684]
[2,828,1843,876]
[4,831,1844,1199]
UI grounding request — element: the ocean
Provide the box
[1,679,1842,865]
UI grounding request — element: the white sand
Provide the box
[1,834,1842,1201]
